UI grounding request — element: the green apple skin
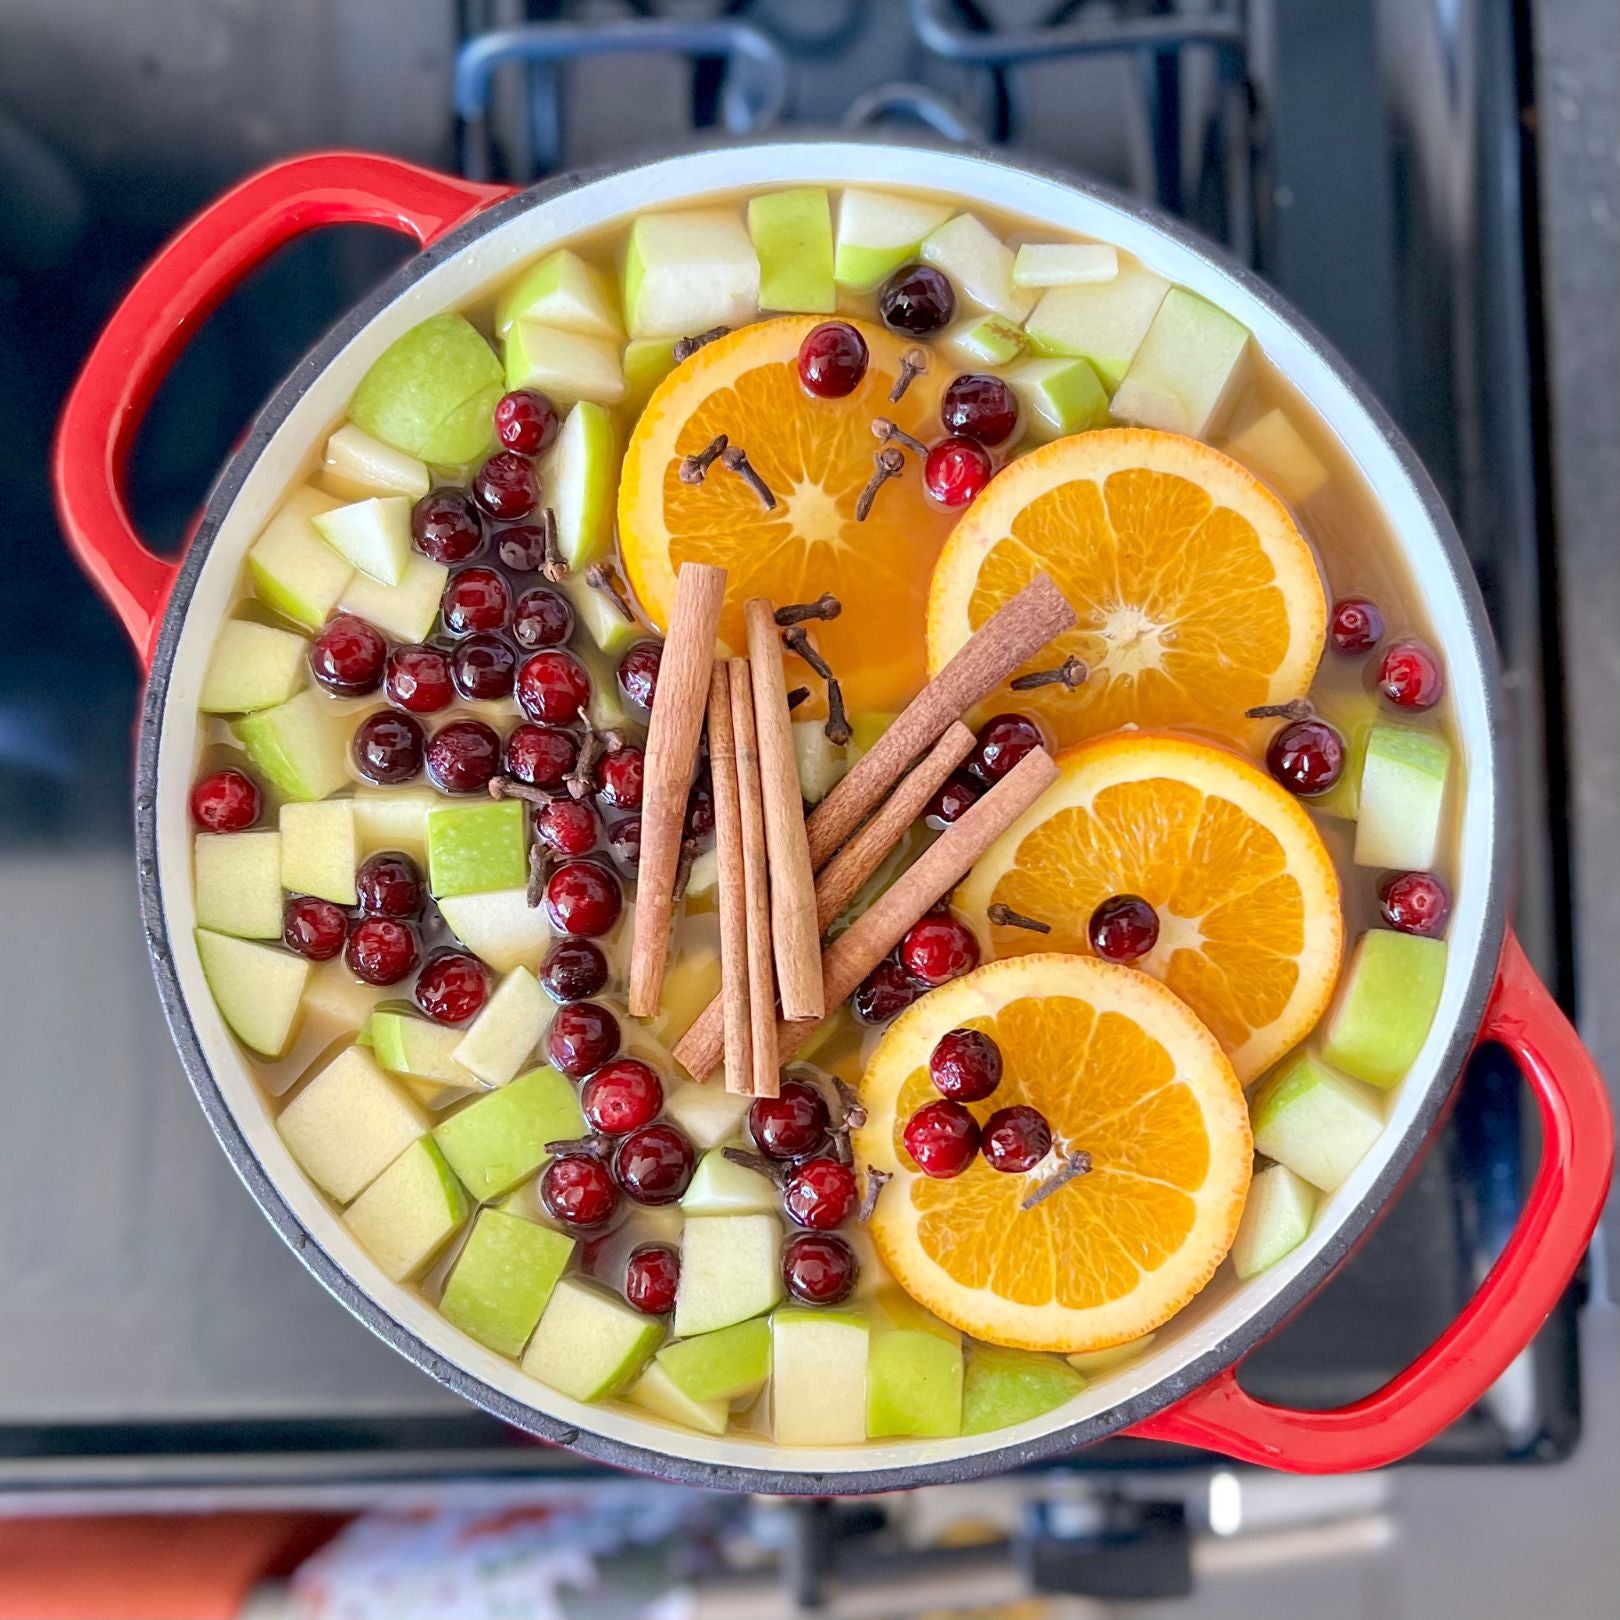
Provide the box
[504,321,626,407]
[199,619,308,714]
[432,1064,584,1201]
[196,928,309,1058]
[1230,1162,1316,1279]
[1006,356,1111,441]
[1249,1052,1384,1191]
[521,1276,664,1402]
[942,313,1026,368]
[748,187,836,314]
[657,1316,772,1404]
[681,1146,778,1216]
[771,1307,869,1446]
[1024,265,1170,390]
[541,402,616,569]
[452,966,548,1089]
[193,831,283,939]
[661,1081,749,1154]
[1309,691,1379,821]
[340,552,449,644]
[1353,724,1452,871]
[247,487,350,630]
[622,338,680,418]
[1013,242,1119,288]
[674,1214,783,1339]
[278,799,358,905]
[322,422,430,500]
[312,494,413,586]
[231,689,350,802]
[349,313,502,465]
[623,209,761,340]
[440,1207,575,1357]
[866,1328,964,1439]
[367,1011,478,1088]
[495,248,622,340]
[1066,1332,1156,1377]
[1321,929,1447,1089]
[427,800,528,898]
[1224,407,1328,505]
[961,1345,1086,1435]
[628,1361,729,1436]
[277,1045,427,1205]
[919,213,1034,323]
[1110,287,1250,439]
[833,189,954,292]
[436,887,551,975]
[342,1138,469,1282]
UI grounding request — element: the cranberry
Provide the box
[1378,640,1445,710]
[613,1122,695,1205]
[981,1105,1052,1173]
[411,490,483,564]
[582,1058,664,1135]
[853,958,925,1024]
[539,938,609,1002]
[441,566,512,636]
[545,1000,621,1077]
[797,320,869,398]
[606,816,642,873]
[190,768,260,832]
[345,916,419,985]
[1330,596,1385,655]
[926,773,982,826]
[413,950,489,1024]
[471,449,539,521]
[511,587,573,649]
[1088,894,1160,962]
[623,1244,680,1316]
[425,718,502,794]
[683,781,715,846]
[782,1232,859,1305]
[616,642,662,710]
[496,524,547,571]
[899,914,980,987]
[282,895,348,961]
[541,1154,618,1230]
[517,649,592,725]
[356,851,422,918]
[929,1028,1003,1103]
[595,745,644,809]
[450,634,516,702]
[878,264,955,335]
[544,860,622,937]
[1266,718,1345,796]
[505,723,577,789]
[493,389,560,455]
[383,644,454,713]
[904,1100,981,1178]
[783,1157,860,1229]
[925,436,993,507]
[749,1078,830,1160]
[941,373,1018,446]
[1379,870,1452,938]
[972,713,1043,783]
[535,796,601,858]
[352,710,425,784]
[309,613,386,697]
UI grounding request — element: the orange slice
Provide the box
[926,428,1326,753]
[956,731,1343,1083]
[618,316,957,714]
[852,954,1251,1353]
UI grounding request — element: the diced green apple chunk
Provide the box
[623,209,760,340]
[941,312,1026,368]
[1321,929,1447,1089]
[1225,408,1328,505]
[321,422,430,500]
[504,322,626,408]
[1111,288,1250,439]
[367,1010,479,1088]
[441,1207,575,1357]
[793,720,849,805]
[1249,1053,1383,1192]
[661,1079,748,1153]
[772,1307,868,1445]
[436,887,551,975]
[657,1316,772,1404]
[1024,264,1170,389]
[195,928,309,1058]
[340,552,450,644]
[1066,1333,1157,1376]
[919,213,1035,323]
[453,966,547,1088]
[1006,356,1111,441]
[562,569,643,655]
[522,1276,663,1402]
[231,689,350,802]
[866,1326,963,1439]
[301,959,386,1032]
[674,1214,782,1338]
[1309,691,1379,821]
[277,1045,426,1204]
[432,1064,583,1200]
[278,799,358,905]
[312,495,413,586]
[1230,1162,1317,1279]
[748,186,836,314]
[427,799,528,898]
[681,1145,778,1215]
[622,338,679,417]
[247,487,351,630]
[628,1361,729,1436]
[349,313,502,466]
[342,1138,468,1282]
[194,830,283,939]
[834,189,954,292]
[961,1345,1086,1435]
[1012,242,1119,287]
[539,402,616,568]
[199,619,308,714]
[350,789,437,860]
[495,248,622,340]
[1353,724,1452,870]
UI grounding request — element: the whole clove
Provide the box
[1011,655,1089,692]
[722,1146,786,1186]
[871,416,929,456]
[774,592,842,627]
[673,325,731,363]
[1021,1150,1093,1210]
[584,560,636,623]
[855,446,906,521]
[525,840,546,909]
[889,346,927,403]
[786,685,812,712]
[825,677,852,747]
[538,507,567,581]
[678,433,729,486]
[1245,697,1314,722]
[719,444,778,509]
[490,775,553,807]
[988,902,1052,935]
[781,625,835,682]
[545,1134,610,1160]
[858,1167,892,1224]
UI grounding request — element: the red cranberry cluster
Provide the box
[925,710,1044,826]
[902,1029,1054,1181]
[852,909,981,1025]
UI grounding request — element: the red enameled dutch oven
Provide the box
[53,144,1613,1493]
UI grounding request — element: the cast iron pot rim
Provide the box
[133,135,1510,1494]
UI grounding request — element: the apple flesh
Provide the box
[1230,1162,1316,1279]
[351,789,437,860]
[919,213,1035,323]
[199,619,308,714]
[1110,288,1250,439]
[628,1360,729,1437]
[247,486,351,630]
[1024,264,1169,390]
[522,1276,664,1402]
[1005,356,1111,441]
[1321,929,1447,1090]
[349,312,503,466]
[833,188,954,292]
[681,1145,778,1216]
[622,338,680,418]
[277,1045,426,1204]
[562,569,643,657]
[340,551,450,644]
[748,186,836,314]
[367,1010,479,1089]
[193,830,283,939]
[674,1213,782,1339]
[771,1307,868,1446]
[427,799,528,899]
[941,312,1026,368]
[1066,1332,1157,1377]
[232,689,351,802]
[321,422,430,500]
[1309,690,1379,822]
[1249,1052,1384,1191]
[312,494,413,586]
[793,720,849,805]
[432,1063,583,1201]
[195,928,309,1058]
[623,208,760,340]
[278,799,358,905]
[452,966,547,1088]
[1224,407,1328,505]
[657,1316,772,1404]
[495,248,621,341]
[440,1206,575,1357]
[661,1077,748,1153]
[961,1344,1086,1435]
[1013,242,1119,288]
[436,887,551,975]
[1353,723,1452,871]
[540,402,616,569]
[504,322,626,408]
[342,1137,468,1282]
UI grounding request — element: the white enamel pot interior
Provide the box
[140,140,1506,1493]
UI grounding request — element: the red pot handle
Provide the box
[1128,930,1612,1470]
[52,151,511,667]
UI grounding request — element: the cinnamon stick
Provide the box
[628,561,727,1017]
[729,658,779,1097]
[745,597,824,1022]
[705,663,751,1095]
[803,574,1077,869]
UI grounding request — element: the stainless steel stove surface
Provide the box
[0,0,1608,1497]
